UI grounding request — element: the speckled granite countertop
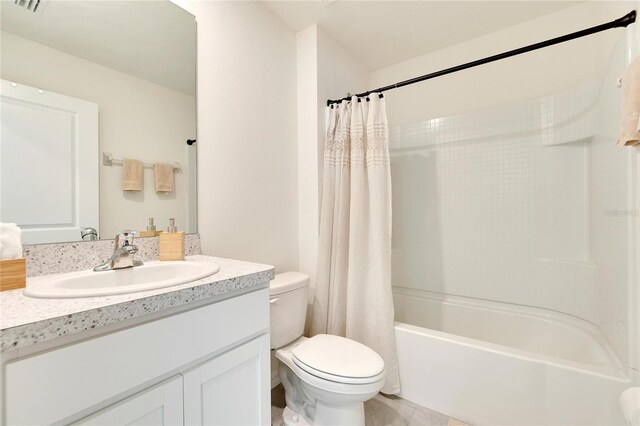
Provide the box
[0,255,274,352]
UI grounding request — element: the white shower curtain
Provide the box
[311,94,400,394]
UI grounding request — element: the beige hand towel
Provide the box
[617,56,640,147]
[122,159,143,191]
[154,163,175,193]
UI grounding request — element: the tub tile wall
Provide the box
[22,234,201,277]
[590,35,635,367]
[390,83,599,323]
[390,36,636,366]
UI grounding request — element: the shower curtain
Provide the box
[311,94,400,394]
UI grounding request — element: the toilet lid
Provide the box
[292,335,385,384]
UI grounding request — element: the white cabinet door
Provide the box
[184,335,270,426]
[74,376,183,426]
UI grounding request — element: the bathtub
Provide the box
[393,287,638,425]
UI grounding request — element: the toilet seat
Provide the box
[291,334,385,385]
[276,337,386,395]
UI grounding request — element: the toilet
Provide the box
[270,272,385,426]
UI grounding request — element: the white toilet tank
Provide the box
[270,272,309,349]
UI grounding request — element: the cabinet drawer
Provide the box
[4,288,269,425]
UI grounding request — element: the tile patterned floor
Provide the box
[271,385,470,426]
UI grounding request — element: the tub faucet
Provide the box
[94,231,144,272]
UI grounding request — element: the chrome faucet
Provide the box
[81,227,98,241]
[94,231,143,272]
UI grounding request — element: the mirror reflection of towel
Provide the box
[154,163,175,193]
[618,57,640,147]
[122,159,143,191]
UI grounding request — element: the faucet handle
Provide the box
[115,230,136,247]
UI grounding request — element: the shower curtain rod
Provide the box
[326,10,637,106]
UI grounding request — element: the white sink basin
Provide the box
[24,257,220,299]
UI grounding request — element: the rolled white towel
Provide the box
[0,223,23,260]
[621,387,640,426]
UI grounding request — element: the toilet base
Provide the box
[312,400,366,426]
[275,337,384,426]
[282,406,312,426]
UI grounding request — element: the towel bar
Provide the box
[102,152,180,171]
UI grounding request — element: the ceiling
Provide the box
[262,1,583,71]
[0,0,196,96]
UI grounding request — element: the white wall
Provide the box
[369,2,635,125]
[175,1,299,272]
[0,31,195,238]
[296,26,320,311]
[295,25,369,330]
[317,28,370,182]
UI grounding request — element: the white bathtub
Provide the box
[393,288,638,425]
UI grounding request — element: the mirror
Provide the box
[0,0,197,244]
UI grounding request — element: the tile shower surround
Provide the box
[590,36,635,368]
[389,36,635,367]
[390,86,597,320]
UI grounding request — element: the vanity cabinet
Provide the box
[74,376,184,425]
[2,288,271,425]
[183,335,270,425]
[74,334,270,426]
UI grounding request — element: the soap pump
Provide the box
[159,217,185,261]
[140,217,161,237]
